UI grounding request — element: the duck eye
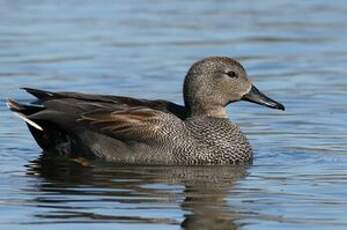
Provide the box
[226,71,238,78]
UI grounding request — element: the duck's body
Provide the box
[7,57,284,165]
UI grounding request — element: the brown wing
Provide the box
[19,88,186,143]
[78,106,184,142]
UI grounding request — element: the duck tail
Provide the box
[21,87,55,99]
[6,99,44,131]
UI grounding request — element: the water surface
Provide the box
[1,0,347,229]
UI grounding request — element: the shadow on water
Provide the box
[25,154,249,229]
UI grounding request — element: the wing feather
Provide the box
[17,88,186,143]
[79,107,183,142]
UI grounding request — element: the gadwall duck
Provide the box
[7,57,284,165]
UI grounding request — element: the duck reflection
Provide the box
[26,155,248,229]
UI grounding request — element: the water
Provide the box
[1,0,347,229]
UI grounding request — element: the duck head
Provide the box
[183,57,285,118]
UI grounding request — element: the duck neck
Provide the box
[186,102,228,119]
[183,77,228,119]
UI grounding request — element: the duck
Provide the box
[7,56,284,165]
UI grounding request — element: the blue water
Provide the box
[1,1,347,229]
